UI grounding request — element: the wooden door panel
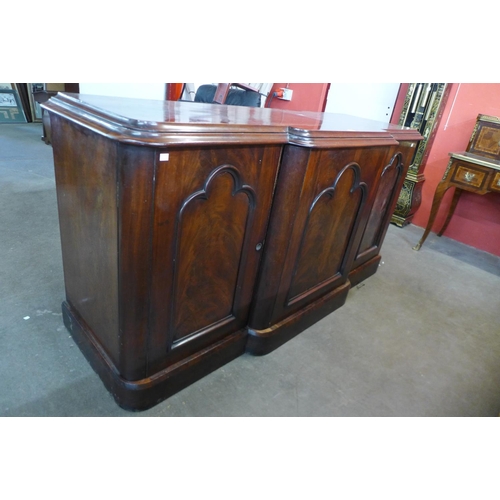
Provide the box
[172,165,255,342]
[356,153,403,257]
[147,145,280,373]
[288,163,365,304]
[268,148,369,324]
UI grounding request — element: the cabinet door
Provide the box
[349,141,414,284]
[147,145,280,374]
[250,145,391,330]
[352,152,403,265]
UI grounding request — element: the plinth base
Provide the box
[246,281,350,356]
[348,255,382,287]
[62,301,247,411]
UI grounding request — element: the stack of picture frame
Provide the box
[0,83,45,123]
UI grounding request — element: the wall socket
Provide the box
[279,88,293,101]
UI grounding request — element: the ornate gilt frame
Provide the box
[391,83,451,227]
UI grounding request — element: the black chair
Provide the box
[194,84,261,107]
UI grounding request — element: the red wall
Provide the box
[400,84,500,256]
[266,83,329,112]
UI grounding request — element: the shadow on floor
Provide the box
[393,223,500,277]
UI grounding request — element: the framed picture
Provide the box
[0,85,27,123]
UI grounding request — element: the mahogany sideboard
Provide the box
[43,93,421,410]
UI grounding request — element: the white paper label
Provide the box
[159,153,169,161]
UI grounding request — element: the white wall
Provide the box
[325,83,401,123]
[78,83,166,100]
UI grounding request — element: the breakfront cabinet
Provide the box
[43,94,421,410]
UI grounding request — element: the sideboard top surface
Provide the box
[42,92,421,147]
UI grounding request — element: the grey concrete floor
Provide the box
[1,123,500,417]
